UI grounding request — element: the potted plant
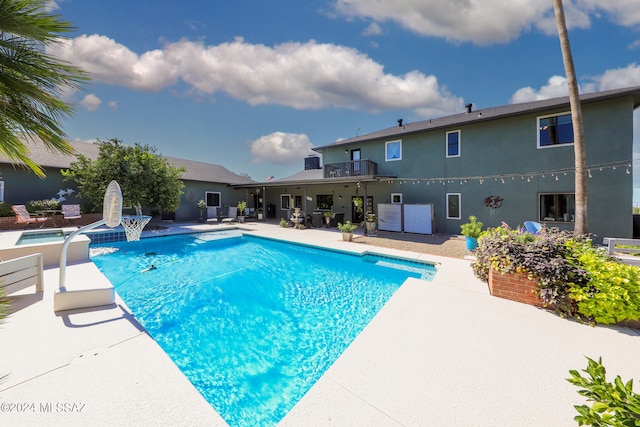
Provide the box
[460,215,484,250]
[338,220,358,241]
[197,199,206,222]
[257,207,264,220]
[323,210,333,228]
[237,201,247,223]
[364,212,377,236]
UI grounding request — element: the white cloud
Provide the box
[363,22,383,36]
[334,0,550,45]
[80,93,102,111]
[250,132,315,165]
[107,100,118,111]
[332,0,640,45]
[50,35,463,117]
[47,34,179,92]
[596,63,640,91]
[510,76,570,103]
[511,63,640,103]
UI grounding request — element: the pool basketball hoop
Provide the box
[121,215,152,242]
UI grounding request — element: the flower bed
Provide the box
[472,226,640,325]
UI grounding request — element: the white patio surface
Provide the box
[0,222,638,426]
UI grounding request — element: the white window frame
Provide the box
[385,139,402,162]
[446,130,461,158]
[205,191,221,208]
[446,193,461,219]
[391,193,403,204]
[537,111,574,148]
[0,181,4,202]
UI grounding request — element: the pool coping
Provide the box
[1,222,640,426]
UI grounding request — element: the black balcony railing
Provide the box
[323,159,377,178]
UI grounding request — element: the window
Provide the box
[447,193,461,219]
[205,191,221,207]
[385,140,402,161]
[0,181,4,202]
[294,195,302,209]
[538,112,573,147]
[316,194,333,210]
[391,193,402,204]
[446,130,460,157]
[539,193,575,222]
[281,194,291,210]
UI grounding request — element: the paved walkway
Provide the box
[1,222,639,426]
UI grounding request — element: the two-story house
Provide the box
[246,86,639,241]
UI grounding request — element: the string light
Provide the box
[376,159,632,185]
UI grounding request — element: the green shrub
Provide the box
[460,215,484,238]
[337,220,358,233]
[568,357,640,426]
[567,247,640,324]
[0,286,9,323]
[279,218,289,228]
[0,202,13,217]
[28,198,60,211]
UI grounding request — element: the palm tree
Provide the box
[552,0,587,234]
[0,0,87,178]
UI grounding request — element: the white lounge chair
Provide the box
[221,206,238,223]
[206,207,218,224]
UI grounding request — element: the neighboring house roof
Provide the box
[315,85,640,150]
[1,137,255,185]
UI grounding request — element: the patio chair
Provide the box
[523,221,542,234]
[221,206,238,223]
[61,204,82,225]
[206,206,218,224]
[311,212,323,227]
[11,205,46,227]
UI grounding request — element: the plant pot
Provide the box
[257,213,263,220]
[342,232,353,241]
[365,221,377,236]
[238,216,245,223]
[465,236,478,251]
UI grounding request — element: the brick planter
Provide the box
[488,268,545,307]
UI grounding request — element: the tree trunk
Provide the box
[553,0,588,235]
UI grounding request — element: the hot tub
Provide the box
[1,229,91,268]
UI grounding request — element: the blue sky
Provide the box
[50,0,640,190]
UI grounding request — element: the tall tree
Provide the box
[0,0,87,178]
[553,0,588,234]
[61,139,186,214]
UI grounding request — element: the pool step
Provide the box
[54,261,115,312]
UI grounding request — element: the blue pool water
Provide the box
[16,230,66,245]
[90,231,435,426]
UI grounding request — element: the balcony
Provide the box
[323,159,377,179]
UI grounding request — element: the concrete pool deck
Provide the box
[1,222,640,426]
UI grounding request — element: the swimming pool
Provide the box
[90,231,436,426]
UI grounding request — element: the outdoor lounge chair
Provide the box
[221,206,238,223]
[523,221,542,234]
[12,205,46,227]
[61,204,82,224]
[206,207,218,224]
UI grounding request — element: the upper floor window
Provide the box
[385,140,402,161]
[538,112,573,147]
[446,130,460,157]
